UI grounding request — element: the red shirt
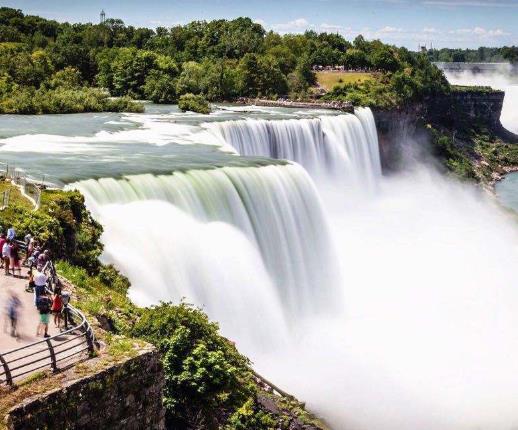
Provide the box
[52,295,63,312]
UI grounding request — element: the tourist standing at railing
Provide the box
[51,288,63,329]
[33,269,47,305]
[61,290,71,329]
[2,239,11,275]
[36,291,51,338]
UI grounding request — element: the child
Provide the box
[51,291,63,328]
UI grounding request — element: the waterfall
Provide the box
[71,163,342,319]
[205,107,382,188]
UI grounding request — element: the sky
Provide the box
[4,0,518,49]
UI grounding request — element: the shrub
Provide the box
[131,303,253,429]
[178,93,211,114]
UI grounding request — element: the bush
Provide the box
[132,303,253,429]
[178,93,211,114]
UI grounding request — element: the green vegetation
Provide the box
[322,47,449,109]
[178,93,211,114]
[0,180,33,210]
[428,126,477,181]
[0,7,449,112]
[0,186,325,429]
[56,263,326,430]
[426,46,518,64]
[451,85,498,94]
[316,71,373,91]
[0,189,103,271]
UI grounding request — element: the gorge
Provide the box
[1,87,518,428]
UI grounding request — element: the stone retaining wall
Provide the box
[5,347,165,430]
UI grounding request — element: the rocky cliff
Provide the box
[373,88,518,173]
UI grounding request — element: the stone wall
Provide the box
[5,347,165,430]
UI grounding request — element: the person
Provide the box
[37,249,49,268]
[2,239,11,275]
[36,292,52,338]
[61,290,71,329]
[10,241,21,278]
[6,290,21,338]
[33,269,47,305]
[51,290,63,328]
[0,233,6,269]
[7,227,15,241]
[24,234,33,265]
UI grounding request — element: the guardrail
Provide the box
[0,164,43,209]
[0,269,95,386]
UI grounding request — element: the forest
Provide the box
[0,7,449,113]
[427,46,518,63]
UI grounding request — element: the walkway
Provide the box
[0,270,92,385]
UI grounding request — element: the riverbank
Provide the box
[236,97,354,112]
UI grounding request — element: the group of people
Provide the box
[2,227,71,340]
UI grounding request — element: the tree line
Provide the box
[427,46,518,64]
[0,7,449,113]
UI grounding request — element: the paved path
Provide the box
[0,270,89,384]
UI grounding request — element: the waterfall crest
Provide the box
[205,107,382,188]
[71,164,342,316]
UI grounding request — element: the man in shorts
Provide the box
[36,292,52,338]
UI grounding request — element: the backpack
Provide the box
[36,297,50,314]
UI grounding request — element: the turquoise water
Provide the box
[0,103,336,186]
[496,172,518,212]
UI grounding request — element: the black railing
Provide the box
[0,271,95,386]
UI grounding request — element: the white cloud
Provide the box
[378,26,404,33]
[272,18,310,33]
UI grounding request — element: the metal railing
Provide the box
[0,270,95,386]
[0,163,43,209]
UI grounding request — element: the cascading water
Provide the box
[63,102,518,430]
[205,107,382,189]
[71,164,342,319]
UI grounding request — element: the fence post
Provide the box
[85,325,95,356]
[46,339,58,372]
[0,353,13,385]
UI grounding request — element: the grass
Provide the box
[316,71,373,91]
[0,180,33,210]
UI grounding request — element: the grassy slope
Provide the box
[0,180,33,210]
[316,71,373,91]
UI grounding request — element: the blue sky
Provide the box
[4,0,517,49]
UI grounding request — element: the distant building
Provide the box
[100,10,106,24]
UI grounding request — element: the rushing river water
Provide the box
[3,100,518,430]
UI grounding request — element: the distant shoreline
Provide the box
[235,98,354,112]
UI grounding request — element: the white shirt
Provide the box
[34,271,47,287]
[2,242,10,258]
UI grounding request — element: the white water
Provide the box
[205,108,382,189]
[69,106,518,429]
[72,164,342,317]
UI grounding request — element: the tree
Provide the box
[144,70,177,103]
[176,61,204,95]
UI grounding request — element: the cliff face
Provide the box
[5,347,165,430]
[373,88,518,172]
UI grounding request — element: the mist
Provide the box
[71,104,518,429]
[255,165,518,430]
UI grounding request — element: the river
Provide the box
[3,101,518,430]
